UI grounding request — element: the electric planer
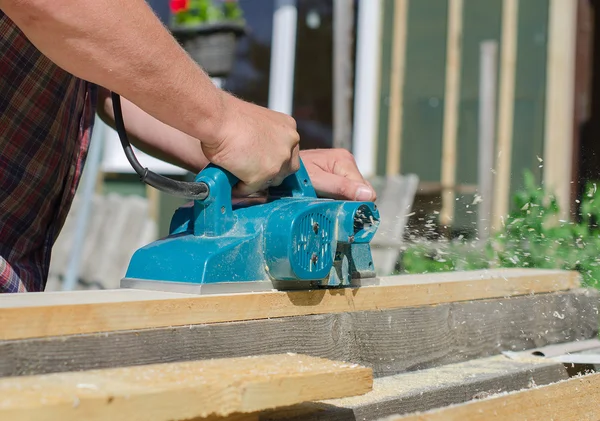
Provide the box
[111,92,381,294]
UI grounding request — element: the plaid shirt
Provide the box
[0,12,97,293]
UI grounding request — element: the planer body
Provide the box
[121,161,380,294]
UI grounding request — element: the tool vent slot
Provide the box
[296,212,332,272]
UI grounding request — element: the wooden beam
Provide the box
[0,354,372,421]
[0,269,580,340]
[492,0,519,229]
[258,355,568,421]
[543,0,578,221]
[389,371,600,421]
[440,0,463,227]
[385,0,409,175]
[1,288,596,379]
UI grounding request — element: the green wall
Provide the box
[399,0,448,182]
[511,0,549,195]
[377,0,550,232]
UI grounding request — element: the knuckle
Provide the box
[290,130,300,146]
[339,148,354,160]
[336,182,350,199]
[285,114,297,128]
[268,166,281,179]
[290,158,300,173]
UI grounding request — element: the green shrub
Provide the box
[401,171,600,288]
[172,0,244,26]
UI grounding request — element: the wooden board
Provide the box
[0,354,372,421]
[389,371,600,421]
[0,288,595,379]
[0,269,580,340]
[257,355,568,421]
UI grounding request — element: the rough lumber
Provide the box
[0,354,372,421]
[0,269,580,340]
[386,371,600,421]
[0,288,596,378]
[257,355,568,421]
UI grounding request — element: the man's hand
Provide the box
[203,95,301,196]
[300,149,376,202]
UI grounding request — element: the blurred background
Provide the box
[48,0,600,290]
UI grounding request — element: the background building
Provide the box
[96,0,588,237]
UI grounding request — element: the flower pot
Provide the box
[171,21,246,78]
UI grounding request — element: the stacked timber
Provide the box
[0,268,598,420]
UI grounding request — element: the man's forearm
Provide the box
[97,88,208,173]
[1,0,225,145]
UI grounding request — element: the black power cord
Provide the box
[111,92,210,200]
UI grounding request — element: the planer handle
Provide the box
[267,158,317,199]
[192,158,317,237]
[204,158,317,199]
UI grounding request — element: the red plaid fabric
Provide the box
[0,12,97,292]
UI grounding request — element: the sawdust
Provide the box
[319,354,554,407]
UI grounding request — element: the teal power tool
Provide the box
[111,93,381,294]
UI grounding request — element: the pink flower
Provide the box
[170,0,189,14]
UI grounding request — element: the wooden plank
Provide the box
[257,355,568,421]
[543,0,578,221]
[0,288,595,379]
[385,0,409,175]
[387,371,600,421]
[492,0,518,229]
[0,269,580,340]
[440,0,463,227]
[0,354,372,421]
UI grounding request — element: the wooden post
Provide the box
[439,0,463,228]
[492,0,519,229]
[543,0,578,220]
[477,41,498,241]
[333,0,355,150]
[386,0,409,175]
